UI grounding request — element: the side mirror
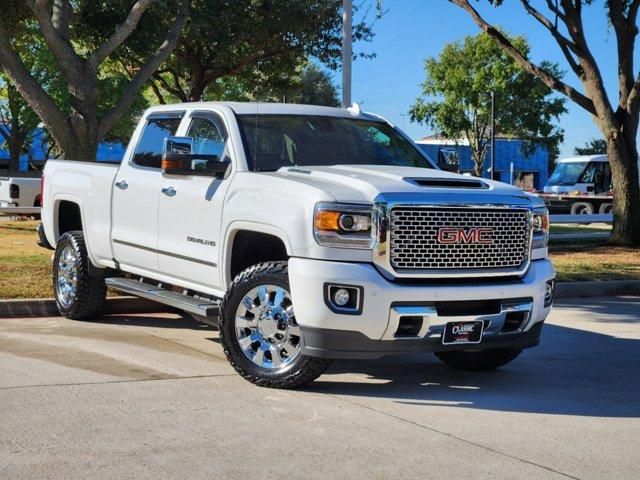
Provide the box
[161,136,230,178]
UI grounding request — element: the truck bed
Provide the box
[41,160,120,267]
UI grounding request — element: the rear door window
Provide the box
[132,114,184,168]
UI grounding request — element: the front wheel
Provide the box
[434,348,522,371]
[53,231,107,319]
[219,261,332,388]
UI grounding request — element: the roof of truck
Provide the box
[557,154,608,163]
[144,101,383,121]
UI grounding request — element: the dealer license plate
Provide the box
[442,321,484,345]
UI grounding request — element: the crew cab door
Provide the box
[111,112,184,274]
[156,111,233,293]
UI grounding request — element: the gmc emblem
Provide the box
[437,227,494,245]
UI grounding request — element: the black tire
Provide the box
[434,348,522,371]
[53,231,107,320]
[219,261,332,388]
[599,202,613,215]
[570,201,594,216]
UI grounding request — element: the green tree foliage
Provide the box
[449,1,640,247]
[0,19,65,170]
[113,0,374,103]
[0,10,150,164]
[290,64,340,107]
[410,32,566,177]
[0,78,40,172]
[575,138,607,156]
[0,0,188,161]
[208,63,339,107]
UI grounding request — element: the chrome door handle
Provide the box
[115,180,128,190]
[162,186,177,197]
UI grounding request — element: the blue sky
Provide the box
[345,1,630,157]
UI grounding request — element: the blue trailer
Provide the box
[416,136,550,191]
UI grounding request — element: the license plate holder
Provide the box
[442,321,484,345]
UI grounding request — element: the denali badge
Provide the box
[187,237,216,247]
[437,227,494,245]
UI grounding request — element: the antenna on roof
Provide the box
[253,62,260,171]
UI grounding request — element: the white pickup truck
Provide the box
[39,102,555,388]
[0,175,41,208]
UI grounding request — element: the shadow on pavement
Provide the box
[309,324,640,418]
[92,313,215,330]
[557,297,640,324]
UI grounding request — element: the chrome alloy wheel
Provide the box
[234,284,302,370]
[56,245,79,308]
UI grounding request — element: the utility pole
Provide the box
[400,113,407,130]
[490,91,496,181]
[342,0,352,108]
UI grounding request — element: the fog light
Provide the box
[324,284,363,314]
[544,280,555,308]
[333,288,350,306]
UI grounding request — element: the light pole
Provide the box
[342,0,352,108]
[490,91,496,181]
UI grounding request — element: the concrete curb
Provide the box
[0,296,174,319]
[555,280,640,299]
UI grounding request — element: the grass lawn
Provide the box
[0,220,52,299]
[549,240,640,282]
[0,219,639,299]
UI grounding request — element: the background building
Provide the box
[0,126,125,173]
[416,136,550,191]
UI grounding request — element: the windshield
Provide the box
[548,162,587,185]
[237,114,433,171]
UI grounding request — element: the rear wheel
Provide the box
[570,202,594,215]
[599,202,613,214]
[435,348,522,371]
[219,261,332,388]
[53,231,107,320]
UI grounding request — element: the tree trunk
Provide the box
[607,133,640,246]
[57,134,100,161]
[7,83,26,173]
[54,98,101,161]
[8,134,23,173]
[470,141,485,177]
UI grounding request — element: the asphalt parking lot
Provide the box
[1,297,639,479]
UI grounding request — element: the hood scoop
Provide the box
[405,177,488,189]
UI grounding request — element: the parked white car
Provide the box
[39,102,555,388]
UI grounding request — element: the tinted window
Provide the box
[237,114,432,172]
[187,117,227,158]
[132,115,183,168]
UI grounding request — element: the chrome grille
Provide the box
[390,207,530,271]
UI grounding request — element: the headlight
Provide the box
[532,209,549,249]
[314,202,374,249]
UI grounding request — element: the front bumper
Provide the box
[288,258,555,359]
[300,322,544,360]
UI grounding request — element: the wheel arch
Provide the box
[54,196,85,240]
[223,222,292,287]
[50,195,101,272]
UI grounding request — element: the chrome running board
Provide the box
[105,277,220,319]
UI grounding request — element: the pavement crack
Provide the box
[0,373,237,392]
[325,393,583,480]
